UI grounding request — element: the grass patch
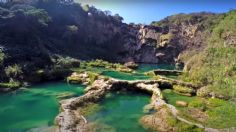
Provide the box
[162,89,197,107]
[206,99,236,128]
[0,81,21,89]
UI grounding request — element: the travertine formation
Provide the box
[55,75,203,132]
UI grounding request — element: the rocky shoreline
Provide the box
[55,74,206,132]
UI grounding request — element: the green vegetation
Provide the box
[82,4,89,12]
[173,85,195,95]
[177,97,236,128]
[79,59,133,73]
[188,98,206,109]
[79,103,103,116]
[24,8,51,26]
[0,0,125,87]
[0,50,5,66]
[52,55,80,69]
[158,33,173,47]
[87,72,99,84]
[206,99,236,128]
[5,64,22,79]
[0,80,21,89]
[151,12,223,30]
[180,10,236,98]
[163,106,203,132]
[162,89,197,107]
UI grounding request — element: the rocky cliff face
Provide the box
[0,1,221,70]
[117,13,218,64]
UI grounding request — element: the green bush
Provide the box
[87,72,99,84]
[82,4,89,12]
[25,8,51,26]
[53,56,80,68]
[5,64,22,79]
[173,85,194,94]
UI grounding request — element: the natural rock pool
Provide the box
[86,92,150,132]
[0,82,85,132]
[0,64,179,132]
[102,71,150,80]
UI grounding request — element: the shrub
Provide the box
[87,72,99,84]
[5,64,22,79]
[0,79,21,88]
[82,4,89,12]
[53,56,80,68]
[173,85,194,94]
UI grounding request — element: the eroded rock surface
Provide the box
[56,75,206,132]
[56,77,165,132]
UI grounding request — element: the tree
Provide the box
[5,64,22,79]
[82,4,89,12]
[104,10,111,16]
[114,13,123,22]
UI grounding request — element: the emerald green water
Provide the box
[162,89,196,107]
[137,64,175,73]
[87,92,150,132]
[101,64,176,80]
[0,82,85,132]
[102,71,150,80]
[0,64,179,132]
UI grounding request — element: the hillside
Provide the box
[0,0,225,85]
[181,10,236,99]
[0,0,236,131]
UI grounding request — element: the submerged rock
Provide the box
[56,92,76,99]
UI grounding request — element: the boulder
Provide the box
[67,72,90,85]
[173,85,195,96]
[176,101,188,107]
[124,61,138,69]
[140,106,177,132]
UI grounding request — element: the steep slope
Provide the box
[181,10,236,98]
[121,13,221,64]
[0,0,225,85]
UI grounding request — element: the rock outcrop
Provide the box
[67,72,90,85]
[56,75,205,132]
[56,76,165,132]
[153,69,183,76]
[124,61,138,69]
